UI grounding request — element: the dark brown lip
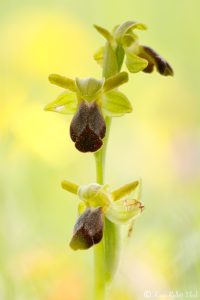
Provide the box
[70,100,106,152]
[70,207,104,250]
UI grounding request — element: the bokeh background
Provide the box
[1,0,200,299]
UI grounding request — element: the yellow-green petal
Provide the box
[48,74,77,92]
[61,180,79,194]
[103,72,128,93]
[112,180,139,201]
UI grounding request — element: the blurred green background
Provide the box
[1,0,200,299]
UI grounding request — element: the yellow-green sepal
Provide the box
[125,51,148,73]
[106,198,144,225]
[44,91,77,114]
[102,90,132,117]
[114,21,147,44]
[93,24,114,43]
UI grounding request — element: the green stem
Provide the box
[93,117,111,300]
[93,41,124,300]
[95,117,112,185]
[94,116,120,299]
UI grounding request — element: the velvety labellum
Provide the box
[141,46,174,76]
[70,207,104,250]
[70,100,106,152]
